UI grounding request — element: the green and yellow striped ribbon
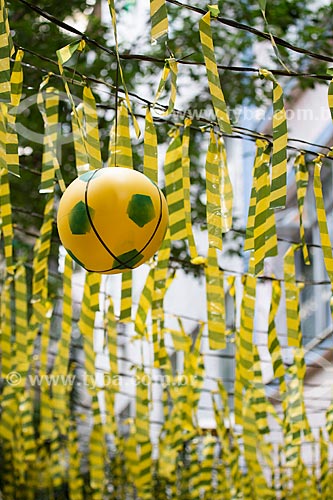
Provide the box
[39,316,55,442]
[88,272,101,312]
[169,317,191,352]
[199,9,232,134]
[120,270,132,322]
[0,162,13,272]
[0,275,13,378]
[109,100,133,168]
[253,140,278,274]
[6,48,24,177]
[252,346,270,435]
[259,69,288,209]
[83,85,102,170]
[182,118,198,260]
[0,0,13,103]
[284,245,302,347]
[326,396,333,441]
[268,281,286,381]
[205,129,222,250]
[135,267,155,338]
[188,442,201,500]
[294,153,310,264]
[205,246,226,349]
[244,143,262,251]
[89,419,106,498]
[136,441,153,498]
[57,39,87,138]
[135,367,150,442]
[14,265,28,377]
[200,435,216,495]
[313,156,333,284]
[78,273,97,390]
[20,391,37,463]
[37,79,65,193]
[154,57,178,116]
[234,261,256,424]
[124,429,140,486]
[68,422,84,500]
[107,0,140,137]
[31,193,54,308]
[244,140,278,272]
[153,227,171,318]
[150,0,168,43]
[52,254,72,434]
[72,103,89,175]
[144,107,158,183]
[219,136,233,233]
[242,388,273,498]
[164,129,187,240]
[107,296,118,381]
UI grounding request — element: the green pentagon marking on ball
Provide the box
[112,249,144,269]
[127,194,155,227]
[69,201,94,234]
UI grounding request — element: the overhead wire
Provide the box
[14,45,333,163]
[165,0,333,65]
[14,0,333,70]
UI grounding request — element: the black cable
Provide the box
[165,0,333,65]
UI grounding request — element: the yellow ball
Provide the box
[57,168,169,274]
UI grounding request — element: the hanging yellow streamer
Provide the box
[72,103,89,175]
[83,84,103,170]
[205,129,223,250]
[219,136,233,233]
[313,156,333,284]
[294,153,310,265]
[0,161,13,273]
[205,246,226,349]
[0,0,13,103]
[107,0,140,137]
[244,140,278,274]
[78,273,98,391]
[37,78,65,193]
[199,8,232,134]
[259,69,288,209]
[181,118,199,260]
[135,367,150,443]
[153,57,178,116]
[134,267,155,338]
[68,423,84,500]
[234,259,256,425]
[150,0,168,43]
[52,254,73,435]
[109,100,133,168]
[6,48,24,177]
[283,244,302,348]
[164,129,187,240]
[31,193,54,311]
[267,281,287,382]
[143,107,158,183]
[120,270,132,322]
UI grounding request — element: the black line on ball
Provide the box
[84,169,134,270]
